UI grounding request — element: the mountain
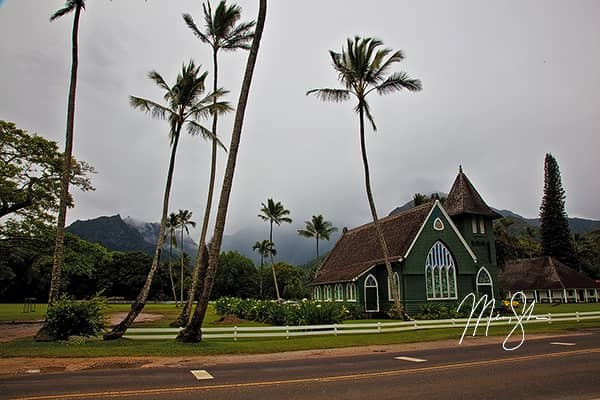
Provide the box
[67,215,198,258]
[389,195,600,235]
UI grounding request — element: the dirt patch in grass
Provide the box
[108,312,163,326]
[213,315,244,325]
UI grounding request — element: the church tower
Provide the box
[444,166,501,298]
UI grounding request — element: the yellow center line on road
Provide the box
[12,347,600,400]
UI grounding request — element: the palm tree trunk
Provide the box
[177,0,267,342]
[316,234,320,259]
[269,220,281,300]
[173,48,220,327]
[168,233,178,305]
[47,4,82,307]
[358,106,407,320]
[180,226,185,304]
[104,127,182,340]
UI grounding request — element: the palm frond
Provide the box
[50,0,83,21]
[129,96,171,120]
[147,71,172,94]
[306,88,351,103]
[374,72,422,95]
[182,13,211,45]
[185,121,226,150]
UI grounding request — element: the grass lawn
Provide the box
[1,319,598,358]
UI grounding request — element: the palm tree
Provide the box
[174,0,255,327]
[47,0,86,308]
[297,215,338,259]
[413,193,429,206]
[252,239,276,298]
[176,209,196,304]
[166,212,180,305]
[308,36,421,319]
[258,198,292,300]
[104,61,230,340]
[177,0,267,342]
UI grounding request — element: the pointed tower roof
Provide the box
[444,166,501,218]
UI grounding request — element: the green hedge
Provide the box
[215,297,364,325]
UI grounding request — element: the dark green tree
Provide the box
[413,193,429,206]
[539,153,576,266]
[252,239,276,298]
[211,251,259,299]
[308,36,421,318]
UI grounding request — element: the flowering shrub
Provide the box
[214,297,363,325]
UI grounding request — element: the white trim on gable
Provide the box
[404,200,478,263]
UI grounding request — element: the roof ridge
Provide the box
[345,202,434,235]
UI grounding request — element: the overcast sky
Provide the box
[1,0,598,238]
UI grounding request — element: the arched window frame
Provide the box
[425,241,458,300]
[346,283,357,302]
[364,274,379,312]
[325,285,333,300]
[334,284,344,301]
[313,286,321,301]
[387,272,401,300]
[476,267,493,296]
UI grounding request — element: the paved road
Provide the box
[2,332,600,400]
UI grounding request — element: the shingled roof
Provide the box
[498,256,600,290]
[312,203,434,285]
[444,167,501,218]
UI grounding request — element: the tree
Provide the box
[211,251,259,299]
[104,61,230,340]
[177,0,267,343]
[413,193,429,206]
[176,209,195,304]
[258,198,292,300]
[0,121,93,223]
[47,0,86,308]
[297,214,338,259]
[166,212,179,305]
[539,153,576,266]
[259,262,308,300]
[175,0,255,327]
[308,36,421,318]
[252,239,276,298]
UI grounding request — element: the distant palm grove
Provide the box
[1,0,599,345]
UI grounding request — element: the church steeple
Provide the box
[444,166,501,219]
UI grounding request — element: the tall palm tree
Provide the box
[166,212,180,305]
[297,214,338,259]
[413,193,429,206]
[252,239,276,298]
[176,209,196,304]
[104,61,231,340]
[308,36,421,319]
[177,0,267,342]
[174,0,255,326]
[258,198,292,300]
[47,0,86,308]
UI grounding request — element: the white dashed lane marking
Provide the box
[394,356,427,362]
[550,342,576,346]
[190,370,214,380]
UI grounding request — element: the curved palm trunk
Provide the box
[168,232,178,305]
[177,0,267,342]
[316,233,320,259]
[47,4,82,307]
[358,106,407,320]
[269,220,281,300]
[104,128,182,340]
[173,48,220,327]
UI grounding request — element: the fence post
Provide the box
[377,322,381,333]
[286,325,289,339]
[334,324,338,336]
[234,326,238,342]
[452,318,455,327]
[576,312,580,322]
[414,320,418,329]
[547,313,552,324]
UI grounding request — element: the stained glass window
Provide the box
[425,241,458,300]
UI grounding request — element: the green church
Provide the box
[311,167,501,314]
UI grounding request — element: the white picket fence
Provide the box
[122,311,600,340]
